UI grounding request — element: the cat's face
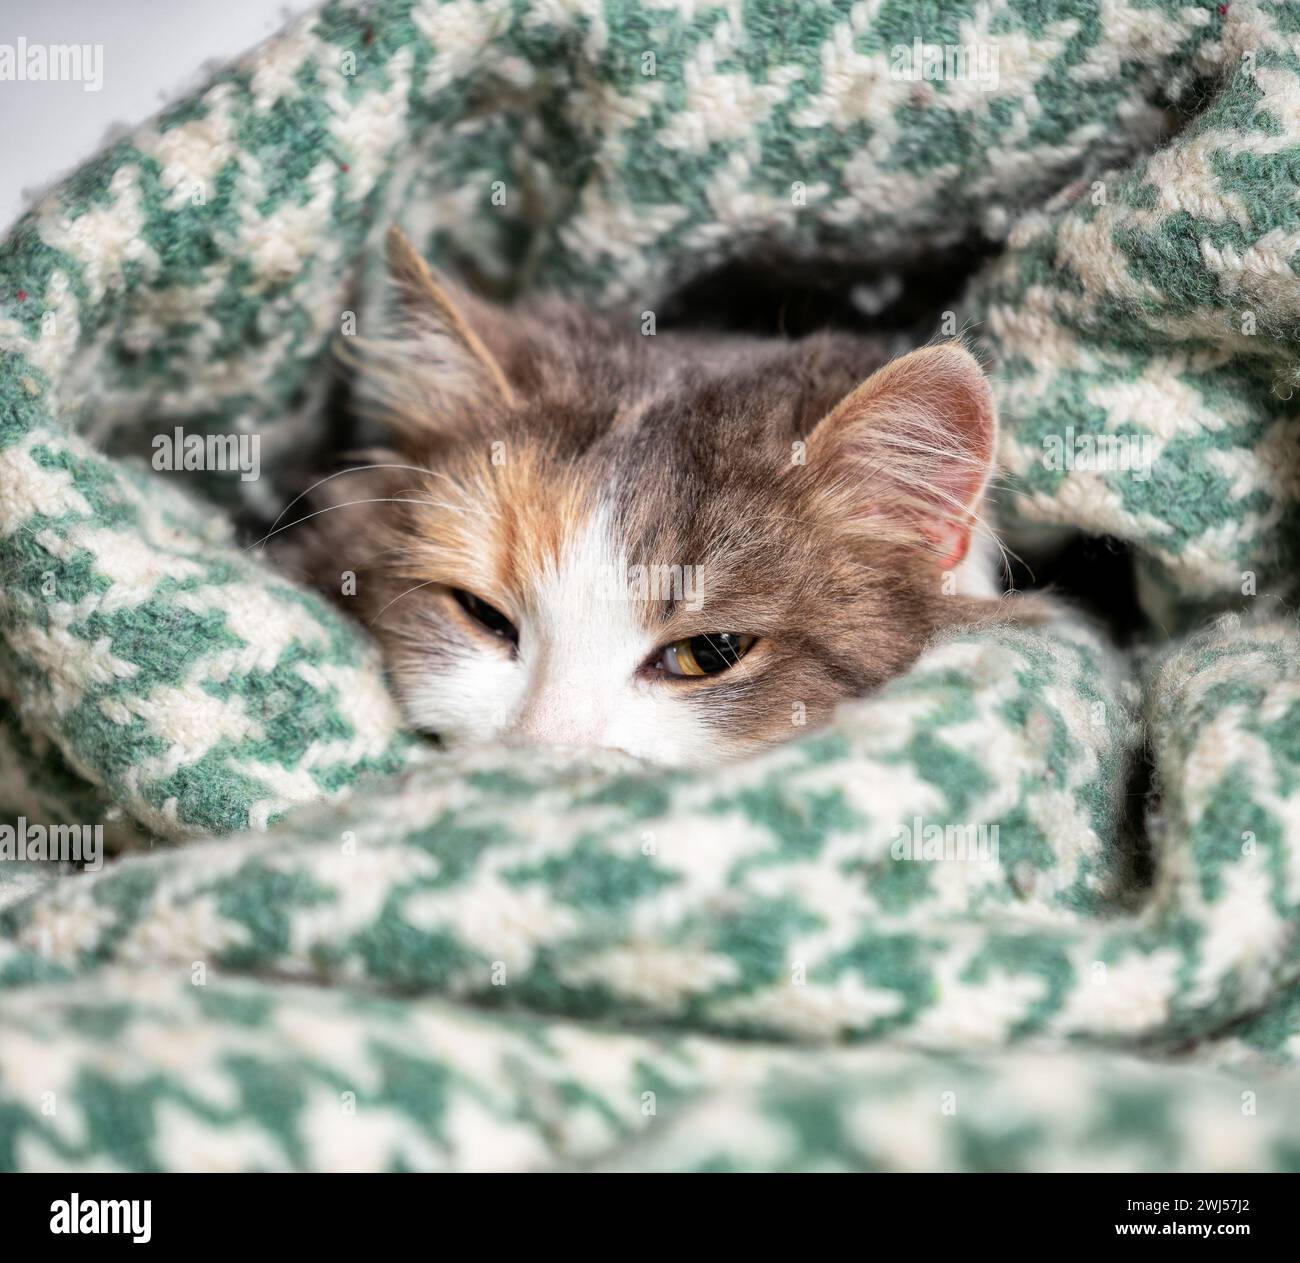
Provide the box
[295,229,1004,766]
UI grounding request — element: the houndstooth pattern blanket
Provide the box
[1,0,1299,1171]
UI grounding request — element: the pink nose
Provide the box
[502,705,603,750]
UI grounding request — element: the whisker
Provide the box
[256,464,449,555]
[369,578,444,628]
[243,498,447,552]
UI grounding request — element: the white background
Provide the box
[0,0,321,232]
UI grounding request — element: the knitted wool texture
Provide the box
[0,0,1298,1171]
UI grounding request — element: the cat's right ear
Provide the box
[342,228,518,444]
[382,227,516,407]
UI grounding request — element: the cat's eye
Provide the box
[452,588,518,645]
[656,633,755,678]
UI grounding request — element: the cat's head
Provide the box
[299,228,1008,766]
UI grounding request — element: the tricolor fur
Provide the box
[283,228,1038,765]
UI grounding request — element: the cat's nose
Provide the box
[501,698,636,757]
[504,698,606,751]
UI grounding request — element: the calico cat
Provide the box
[280,228,1033,766]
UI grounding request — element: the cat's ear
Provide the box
[383,226,516,406]
[802,344,996,567]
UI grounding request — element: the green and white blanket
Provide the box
[2,0,1299,1171]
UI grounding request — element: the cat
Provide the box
[278,227,1037,766]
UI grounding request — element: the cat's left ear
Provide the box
[802,344,996,567]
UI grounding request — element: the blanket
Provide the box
[1,0,1299,1171]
